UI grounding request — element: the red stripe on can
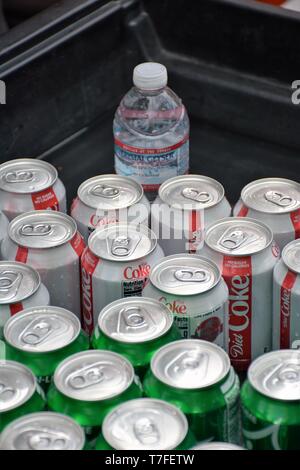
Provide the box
[9,302,24,316]
[70,197,80,214]
[15,246,28,263]
[188,210,202,253]
[237,204,249,217]
[31,187,59,211]
[81,248,99,335]
[222,256,252,371]
[290,209,300,239]
[280,270,297,349]
[114,135,189,155]
[70,232,85,257]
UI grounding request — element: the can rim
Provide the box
[0,158,58,194]
[0,261,41,305]
[282,239,300,274]
[0,360,37,412]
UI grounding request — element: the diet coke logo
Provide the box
[124,264,151,280]
[89,214,118,229]
[159,296,187,314]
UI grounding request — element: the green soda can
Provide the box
[95,398,196,450]
[143,339,240,444]
[91,297,181,378]
[0,412,85,450]
[241,350,300,450]
[47,350,143,441]
[0,360,46,432]
[4,306,89,392]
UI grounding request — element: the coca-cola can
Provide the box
[81,223,164,334]
[1,211,85,318]
[202,217,280,371]
[233,178,300,250]
[151,175,231,256]
[142,254,229,349]
[0,158,67,220]
[0,211,9,245]
[71,175,150,243]
[273,239,300,350]
[0,261,50,338]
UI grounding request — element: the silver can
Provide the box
[0,412,85,450]
[0,210,8,245]
[273,240,300,350]
[191,442,245,450]
[1,211,85,318]
[202,217,280,371]
[143,254,229,349]
[151,175,231,256]
[233,177,300,250]
[0,261,50,339]
[101,398,189,450]
[0,158,67,220]
[71,174,150,243]
[81,223,164,334]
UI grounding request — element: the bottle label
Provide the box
[114,135,189,192]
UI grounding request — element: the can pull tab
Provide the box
[68,364,105,390]
[119,306,146,329]
[182,187,212,204]
[20,319,55,346]
[134,417,160,445]
[20,224,53,237]
[0,383,16,403]
[264,190,294,207]
[91,184,120,199]
[174,268,211,283]
[4,170,34,184]
[168,351,209,380]
[111,235,140,257]
[218,228,259,251]
[28,431,68,450]
[0,270,22,300]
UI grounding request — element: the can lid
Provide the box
[159,175,225,210]
[54,350,134,402]
[241,178,300,214]
[149,254,220,296]
[0,158,57,194]
[133,63,168,90]
[248,350,300,401]
[0,412,85,450]
[0,360,37,412]
[191,442,245,450]
[4,306,81,353]
[9,211,77,249]
[98,297,174,344]
[0,261,40,304]
[88,223,157,262]
[151,339,230,390]
[78,175,143,210]
[102,398,188,450]
[205,217,273,256]
[282,239,300,274]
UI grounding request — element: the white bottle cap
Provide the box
[133,62,168,90]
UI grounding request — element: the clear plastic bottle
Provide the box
[113,62,190,201]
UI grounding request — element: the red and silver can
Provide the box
[71,175,150,243]
[273,239,300,350]
[233,178,300,250]
[151,175,231,256]
[1,211,85,318]
[0,261,50,338]
[0,158,67,220]
[202,217,279,371]
[0,211,9,244]
[81,223,163,334]
[143,254,229,349]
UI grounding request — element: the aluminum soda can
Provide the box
[94,398,196,450]
[151,175,231,255]
[81,223,164,334]
[0,158,66,220]
[0,210,8,245]
[273,239,300,350]
[4,306,89,391]
[241,350,300,450]
[1,211,85,318]
[202,217,280,371]
[0,261,50,339]
[143,254,229,349]
[71,175,150,243]
[0,412,85,450]
[233,178,300,250]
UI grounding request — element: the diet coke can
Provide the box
[81,223,164,334]
[0,211,8,245]
[142,254,229,349]
[151,175,231,256]
[71,175,150,243]
[0,158,67,220]
[1,211,85,318]
[202,217,279,371]
[0,261,50,338]
[273,239,300,350]
[233,177,300,250]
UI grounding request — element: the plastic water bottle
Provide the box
[113,62,190,201]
